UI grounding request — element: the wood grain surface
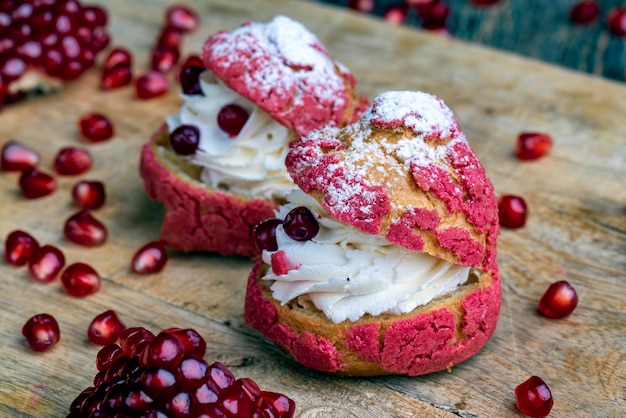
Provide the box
[1,0,625,417]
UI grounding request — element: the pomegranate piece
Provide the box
[88,310,126,345]
[384,5,409,25]
[164,4,200,33]
[63,210,108,247]
[119,327,156,357]
[179,65,204,95]
[253,218,283,252]
[22,313,60,352]
[135,71,169,99]
[538,280,579,318]
[569,1,601,25]
[131,241,168,275]
[101,64,132,90]
[515,132,553,161]
[72,180,106,209]
[4,230,39,266]
[217,104,250,137]
[156,26,183,50]
[515,376,554,417]
[418,1,450,30]
[140,331,184,369]
[19,168,57,199]
[102,48,132,72]
[78,113,114,143]
[61,262,101,297]
[96,343,125,371]
[28,244,65,283]
[164,327,207,358]
[606,7,626,36]
[53,147,93,175]
[1,140,40,171]
[169,124,200,155]
[283,207,319,241]
[180,54,204,70]
[347,0,376,12]
[498,194,528,229]
[151,46,180,73]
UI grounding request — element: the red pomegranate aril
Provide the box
[498,195,528,229]
[217,104,249,137]
[19,167,57,198]
[80,6,107,27]
[169,124,200,155]
[253,218,282,252]
[28,244,65,283]
[165,327,206,358]
[516,132,553,161]
[151,46,180,73]
[79,113,114,142]
[64,210,108,247]
[141,332,184,369]
[72,180,106,209]
[606,7,626,36]
[88,310,126,345]
[1,57,27,81]
[180,54,203,70]
[101,64,132,90]
[262,391,296,418]
[102,47,132,71]
[135,71,168,99]
[538,280,579,318]
[156,26,183,50]
[17,40,43,62]
[141,367,177,399]
[61,262,101,297]
[208,362,236,391]
[96,344,125,371]
[22,313,60,352]
[4,230,39,266]
[131,241,168,274]
[119,327,156,357]
[177,356,209,390]
[569,1,601,25]
[347,0,376,12]
[515,376,554,417]
[384,5,409,25]
[53,146,92,175]
[419,2,450,29]
[283,207,319,241]
[165,4,200,33]
[1,140,39,171]
[179,65,204,95]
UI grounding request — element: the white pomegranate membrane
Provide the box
[262,190,479,324]
[166,71,296,200]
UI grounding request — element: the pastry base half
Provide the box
[245,262,501,376]
[140,125,279,258]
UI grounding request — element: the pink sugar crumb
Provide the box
[292,331,346,373]
[243,263,279,333]
[460,273,501,337]
[387,207,441,251]
[346,323,382,364]
[436,227,484,267]
[286,137,343,193]
[410,162,464,213]
[270,251,290,275]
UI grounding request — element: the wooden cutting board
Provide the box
[0,0,624,417]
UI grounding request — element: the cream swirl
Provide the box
[166,71,297,200]
[262,190,474,324]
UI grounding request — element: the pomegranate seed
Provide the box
[4,230,39,266]
[61,262,101,297]
[253,218,282,252]
[515,132,553,161]
[79,113,114,142]
[141,331,184,369]
[538,280,579,318]
[569,1,601,25]
[1,57,27,82]
[102,47,132,71]
[164,4,200,33]
[217,104,249,137]
[470,0,500,6]
[131,241,168,274]
[96,344,125,371]
[180,54,203,70]
[1,140,39,171]
[88,310,126,345]
[72,180,106,209]
[515,376,554,417]
[28,244,65,283]
[176,355,208,390]
[418,1,450,30]
[169,124,200,155]
[384,5,409,25]
[347,0,376,12]
[151,46,180,73]
[262,391,296,418]
[19,168,57,198]
[22,313,60,352]
[498,194,528,229]
[119,327,156,356]
[80,6,107,27]
[283,207,319,241]
[63,210,108,247]
[179,65,204,95]
[164,328,206,358]
[135,71,168,99]
[156,26,183,50]
[606,7,626,36]
[101,64,132,90]
[53,146,92,175]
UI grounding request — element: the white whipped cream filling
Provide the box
[262,190,474,324]
[166,71,297,200]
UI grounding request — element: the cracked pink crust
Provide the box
[139,126,277,257]
[203,16,367,137]
[245,262,501,376]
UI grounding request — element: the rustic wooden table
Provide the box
[0,0,625,417]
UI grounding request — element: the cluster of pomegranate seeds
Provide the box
[53,146,92,175]
[0,0,109,107]
[28,243,66,283]
[63,210,108,247]
[253,218,283,252]
[61,261,101,297]
[217,104,250,138]
[22,313,60,352]
[283,207,320,241]
[78,113,114,142]
[515,132,553,161]
[569,1,601,25]
[72,180,106,209]
[88,310,126,345]
[606,7,626,36]
[68,326,296,417]
[1,140,39,171]
[19,167,57,198]
[4,229,39,266]
[515,376,554,417]
[538,280,579,318]
[131,241,169,275]
[498,194,528,229]
[169,124,200,155]
[101,47,133,90]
